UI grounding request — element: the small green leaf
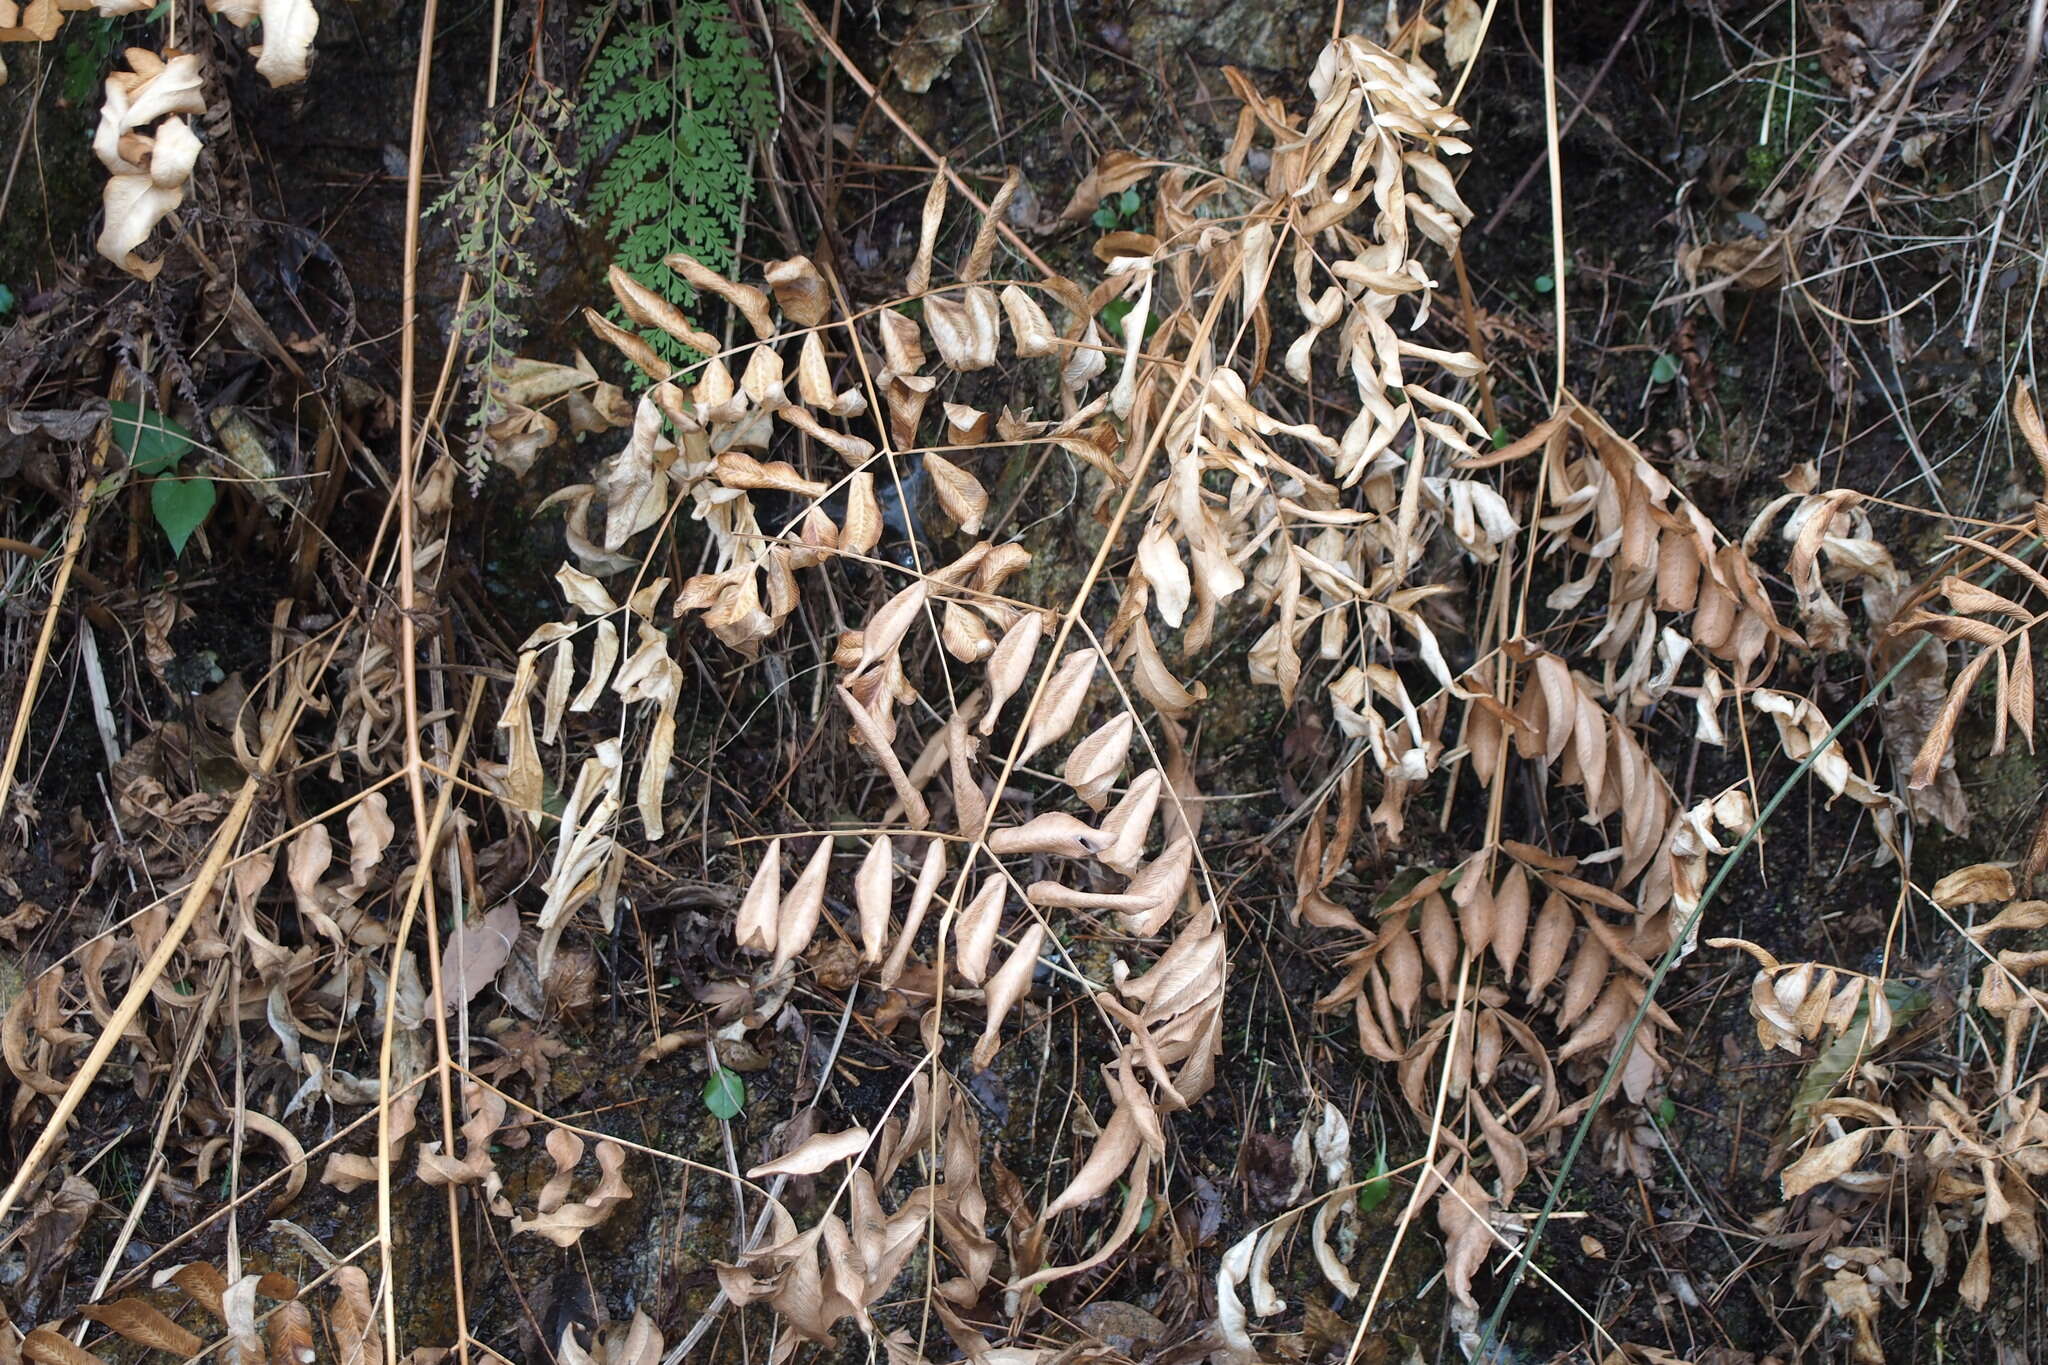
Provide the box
[702,1066,747,1119]
[1650,352,1682,385]
[1490,425,1510,449]
[1100,297,1133,333]
[1657,1096,1677,1126]
[1092,204,1119,231]
[1358,1144,1392,1212]
[1118,187,1141,217]
[150,475,215,557]
[110,400,197,475]
[0,284,14,317]
[1533,274,1554,294]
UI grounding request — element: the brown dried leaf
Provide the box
[665,253,774,339]
[1910,646,1994,790]
[1525,893,1579,1002]
[955,877,1005,984]
[856,836,893,963]
[1000,285,1058,357]
[773,837,834,973]
[1930,863,2015,908]
[79,1300,202,1358]
[736,839,781,954]
[979,611,1045,735]
[266,1300,315,1365]
[906,170,948,298]
[764,256,828,327]
[858,582,929,673]
[446,902,522,1011]
[329,1268,381,1365]
[510,1139,633,1247]
[987,812,1100,858]
[1063,714,1134,811]
[750,1127,872,1178]
[974,924,1044,1070]
[610,265,721,356]
[836,685,931,829]
[1043,1102,1139,1218]
[1782,1127,1874,1198]
[926,454,988,534]
[21,1331,105,1365]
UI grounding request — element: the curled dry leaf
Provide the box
[665,252,774,338]
[736,839,781,954]
[1063,713,1134,811]
[987,812,1099,858]
[954,876,1005,984]
[979,611,1045,735]
[773,837,834,973]
[750,1127,872,1178]
[764,255,828,327]
[92,49,206,279]
[974,925,1044,1070]
[925,454,988,534]
[508,1138,634,1247]
[1930,862,2015,908]
[1020,649,1098,760]
[205,0,319,86]
[856,836,893,963]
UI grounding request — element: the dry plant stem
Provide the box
[383,2,472,1360]
[374,681,481,1365]
[1474,0,1648,238]
[1542,0,1566,405]
[0,427,104,827]
[0,652,320,1225]
[1445,0,1501,108]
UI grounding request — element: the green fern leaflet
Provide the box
[580,1,776,369]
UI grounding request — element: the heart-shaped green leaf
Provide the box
[151,475,216,557]
[110,400,198,475]
[1650,352,1682,385]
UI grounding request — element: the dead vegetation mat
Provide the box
[2,3,2047,1365]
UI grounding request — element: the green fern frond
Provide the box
[580,0,776,370]
[430,80,586,484]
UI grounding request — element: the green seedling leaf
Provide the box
[1099,296,1160,343]
[1092,204,1119,231]
[0,284,14,317]
[1358,1143,1392,1212]
[151,475,215,558]
[1651,352,1682,385]
[702,1066,747,1119]
[1118,187,1141,217]
[110,400,197,475]
[1657,1096,1677,1127]
[1490,425,1510,449]
[1533,274,1554,294]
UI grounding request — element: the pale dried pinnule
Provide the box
[926,454,988,534]
[955,876,1005,984]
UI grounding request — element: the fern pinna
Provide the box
[579,0,776,367]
